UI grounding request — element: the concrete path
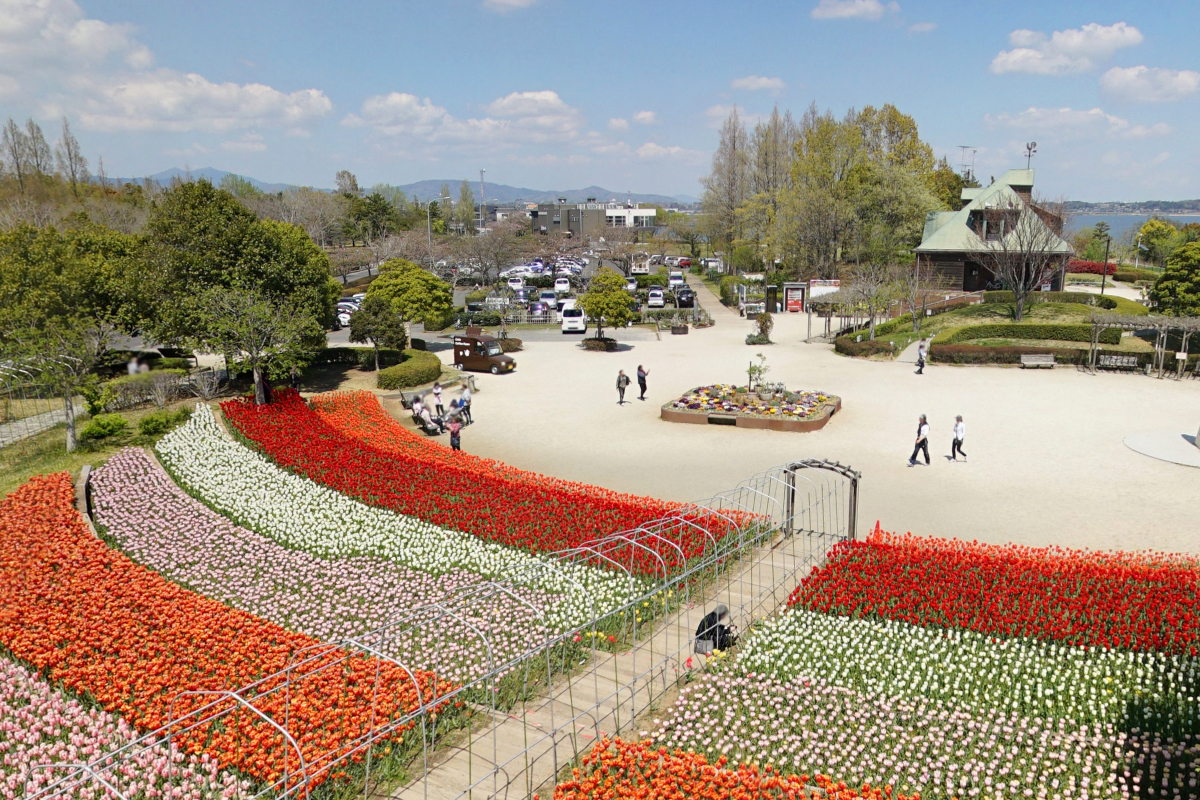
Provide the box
[0,403,79,448]
[1124,431,1200,468]
[393,530,815,800]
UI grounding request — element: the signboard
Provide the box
[785,286,805,312]
[808,279,840,299]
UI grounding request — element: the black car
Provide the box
[675,288,695,308]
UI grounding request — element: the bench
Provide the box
[1020,354,1056,369]
[411,413,443,436]
[1098,354,1139,370]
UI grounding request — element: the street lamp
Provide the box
[1100,234,1111,296]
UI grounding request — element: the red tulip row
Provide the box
[789,525,1200,654]
[223,391,724,573]
[0,473,451,789]
[554,737,916,800]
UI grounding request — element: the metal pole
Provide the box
[479,168,486,230]
[1100,236,1110,296]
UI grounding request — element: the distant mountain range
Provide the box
[102,167,697,206]
[1067,200,1200,215]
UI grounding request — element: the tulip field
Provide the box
[564,528,1200,800]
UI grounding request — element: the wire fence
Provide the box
[0,363,68,448]
[28,459,860,800]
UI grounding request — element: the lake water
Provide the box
[1069,213,1200,239]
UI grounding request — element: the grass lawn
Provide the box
[0,399,198,499]
[961,336,1154,352]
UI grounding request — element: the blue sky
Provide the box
[2,0,1197,201]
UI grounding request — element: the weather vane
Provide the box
[1025,141,1037,169]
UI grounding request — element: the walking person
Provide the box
[636,365,649,401]
[908,413,931,467]
[951,415,967,462]
[916,339,927,375]
[459,385,472,425]
[448,416,462,451]
[616,370,630,405]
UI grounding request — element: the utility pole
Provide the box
[479,168,486,231]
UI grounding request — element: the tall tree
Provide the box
[1,118,30,192]
[579,267,635,338]
[0,224,140,451]
[981,197,1070,322]
[335,170,362,197]
[701,108,749,261]
[54,117,90,198]
[219,173,261,198]
[457,179,476,233]
[1149,241,1200,316]
[24,119,53,177]
[365,258,453,327]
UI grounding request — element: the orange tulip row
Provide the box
[0,473,454,789]
[554,738,918,800]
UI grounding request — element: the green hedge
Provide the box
[312,347,362,365]
[1113,268,1161,283]
[356,348,404,370]
[834,337,896,357]
[938,323,1121,345]
[634,273,669,289]
[376,350,444,390]
[80,413,129,442]
[982,290,1099,305]
[931,344,1196,368]
[718,275,747,306]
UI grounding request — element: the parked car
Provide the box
[528,301,551,318]
[507,276,525,290]
[337,302,359,315]
[678,257,693,268]
[668,271,685,288]
[513,288,531,305]
[647,289,665,309]
[337,311,353,327]
[561,307,587,334]
[351,293,367,302]
[625,277,638,292]
[675,288,695,308]
[540,289,559,307]
[452,334,515,374]
[554,277,572,294]
[663,256,681,267]
[557,298,578,323]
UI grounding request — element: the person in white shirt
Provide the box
[459,386,472,425]
[951,415,967,462]
[908,414,931,466]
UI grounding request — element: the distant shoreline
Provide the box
[1066,203,1200,215]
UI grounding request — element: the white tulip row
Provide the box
[156,406,645,633]
[736,609,1199,727]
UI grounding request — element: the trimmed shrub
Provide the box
[834,337,896,357]
[930,344,1059,365]
[80,413,128,442]
[582,337,618,352]
[499,338,523,353]
[1094,296,1118,310]
[355,348,403,371]
[138,407,192,437]
[376,350,443,390]
[154,357,191,371]
[1068,260,1117,275]
[745,333,772,345]
[981,290,1098,305]
[1113,267,1161,283]
[456,311,503,327]
[635,273,669,289]
[938,323,1121,345]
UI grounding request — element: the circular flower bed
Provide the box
[672,384,834,419]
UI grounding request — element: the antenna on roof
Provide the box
[957,145,976,182]
[1024,141,1037,170]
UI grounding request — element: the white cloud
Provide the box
[986,106,1170,140]
[0,74,17,98]
[592,141,630,156]
[482,0,537,10]
[221,132,267,152]
[607,117,629,131]
[0,0,331,133]
[990,22,1143,75]
[636,142,704,163]
[908,22,936,33]
[344,89,587,149]
[731,75,787,92]
[1101,66,1200,103]
[632,110,658,125]
[810,0,897,20]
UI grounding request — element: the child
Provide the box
[448,417,462,451]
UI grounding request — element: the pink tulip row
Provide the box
[90,448,560,684]
[0,655,249,800]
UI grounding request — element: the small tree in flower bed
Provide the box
[789,525,1200,654]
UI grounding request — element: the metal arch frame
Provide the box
[167,689,310,799]
[29,458,861,800]
[24,764,131,800]
[787,459,861,540]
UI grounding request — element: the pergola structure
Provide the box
[1087,313,1200,378]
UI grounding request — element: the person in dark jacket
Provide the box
[694,604,736,654]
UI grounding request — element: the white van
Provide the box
[556,297,578,323]
[561,306,586,334]
[668,271,685,289]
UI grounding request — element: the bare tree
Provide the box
[601,225,642,275]
[1,118,30,192]
[700,108,749,260]
[281,187,347,246]
[24,119,52,176]
[981,196,1071,322]
[456,219,529,284]
[846,261,897,340]
[54,117,89,197]
[894,261,929,334]
[335,170,361,197]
